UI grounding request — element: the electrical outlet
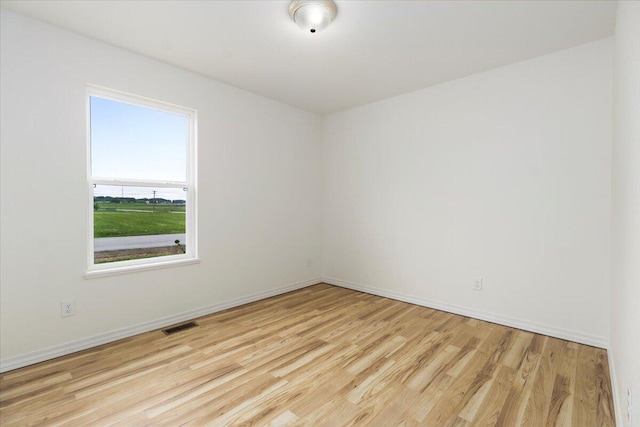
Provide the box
[306,258,312,268]
[628,386,633,425]
[473,278,483,291]
[61,300,75,318]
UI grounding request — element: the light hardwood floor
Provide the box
[0,284,615,426]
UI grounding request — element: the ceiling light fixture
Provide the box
[289,0,337,34]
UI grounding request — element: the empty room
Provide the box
[0,0,638,426]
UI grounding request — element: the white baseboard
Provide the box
[1,276,610,374]
[608,346,624,427]
[322,276,608,349]
[0,277,322,373]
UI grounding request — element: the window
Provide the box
[87,86,197,276]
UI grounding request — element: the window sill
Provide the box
[85,257,200,279]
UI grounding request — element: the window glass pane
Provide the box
[90,96,187,181]
[93,185,186,264]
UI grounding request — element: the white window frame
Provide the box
[85,85,198,278]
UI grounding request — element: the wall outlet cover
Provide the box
[61,300,75,318]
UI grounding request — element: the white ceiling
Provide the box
[0,1,617,115]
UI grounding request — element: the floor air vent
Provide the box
[162,321,199,335]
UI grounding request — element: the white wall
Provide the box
[611,2,640,426]
[0,11,322,366]
[0,6,621,377]
[322,39,613,346]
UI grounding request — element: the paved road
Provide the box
[95,233,186,251]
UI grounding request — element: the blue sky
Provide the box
[90,96,188,186]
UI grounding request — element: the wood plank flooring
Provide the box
[0,284,615,426]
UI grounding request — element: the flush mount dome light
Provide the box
[289,0,337,34]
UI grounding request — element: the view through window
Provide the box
[88,88,196,271]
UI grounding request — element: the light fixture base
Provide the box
[289,0,337,34]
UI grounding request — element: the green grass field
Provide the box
[94,203,185,238]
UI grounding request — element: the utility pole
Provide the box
[152,190,156,212]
